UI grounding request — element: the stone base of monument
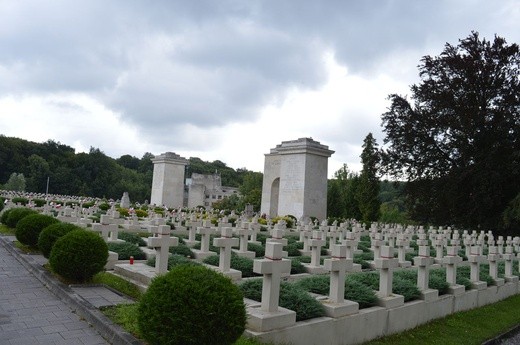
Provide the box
[192,249,217,260]
[471,281,487,290]
[303,264,327,274]
[322,299,359,318]
[506,275,519,283]
[107,239,125,244]
[376,293,404,309]
[183,240,200,247]
[419,288,438,302]
[104,251,119,270]
[398,261,412,268]
[494,278,505,287]
[140,248,157,260]
[448,284,466,296]
[114,263,156,291]
[352,263,362,272]
[205,265,242,281]
[298,250,311,256]
[122,225,142,232]
[247,306,296,332]
[232,249,256,259]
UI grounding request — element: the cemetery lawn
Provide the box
[365,293,520,345]
[0,224,15,235]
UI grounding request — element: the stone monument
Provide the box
[260,138,334,220]
[150,152,188,208]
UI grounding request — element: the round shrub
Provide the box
[107,242,145,260]
[38,223,82,258]
[138,265,246,345]
[33,199,46,207]
[49,230,108,282]
[0,208,13,225]
[15,214,59,247]
[0,198,4,212]
[5,207,37,228]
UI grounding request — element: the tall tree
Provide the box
[357,133,380,224]
[381,32,520,231]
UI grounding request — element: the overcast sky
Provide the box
[1,0,519,177]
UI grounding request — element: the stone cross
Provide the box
[253,242,291,312]
[197,220,215,253]
[324,244,350,303]
[234,226,255,259]
[308,230,326,268]
[396,234,411,268]
[413,245,437,300]
[374,246,398,299]
[443,245,465,295]
[91,215,118,242]
[148,225,178,274]
[468,245,487,290]
[487,246,505,286]
[213,227,239,273]
[371,233,384,260]
[268,228,288,258]
[503,246,519,283]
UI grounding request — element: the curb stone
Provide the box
[0,235,144,345]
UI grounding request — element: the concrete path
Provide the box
[0,235,141,345]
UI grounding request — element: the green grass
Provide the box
[364,293,520,345]
[14,240,40,254]
[0,224,15,235]
[92,272,143,300]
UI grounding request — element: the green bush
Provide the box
[203,253,260,277]
[147,254,200,269]
[0,198,4,212]
[118,232,146,246]
[170,244,195,258]
[135,209,148,218]
[98,202,110,211]
[5,207,38,228]
[49,230,108,282]
[15,214,59,247]
[290,258,306,274]
[239,279,325,321]
[345,278,378,308]
[285,242,302,257]
[38,223,82,258]
[138,265,246,345]
[0,208,13,225]
[247,242,265,257]
[393,277,421,302]
[117,208,130,217]
[82,201,95,208]
[108,242,146,260]
[11,197,29,205]
[33,199,46,207]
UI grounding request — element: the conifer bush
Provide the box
[138,265,246,345]
[118,232,146,246]
[15,213,59,247]
[169,243,194,257]
[146,254,199,269]
[49,230,108,282]
[239,279,325,321]
[107,242,145,260]
[247,242,265,257]
[5,207,37,228]
[38,222,82,258]
[290,258,306,274]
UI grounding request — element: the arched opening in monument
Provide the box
[269,178,280,217]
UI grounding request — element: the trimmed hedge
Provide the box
[147,254,200,270]
[138,265,246,345]
[0,208,13,225]
[15,214,60,247]
[49,230,108,282]
[38,222,82,258]
[107,242,146,260]
[239,279,325,321]
[118,232,146,246]
[169,244,195,258]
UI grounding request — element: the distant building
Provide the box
[150,152,239,209]
[186,172,239,208]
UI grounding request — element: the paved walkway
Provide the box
[0,236,140,345]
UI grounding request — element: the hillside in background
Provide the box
[0,135,258,203]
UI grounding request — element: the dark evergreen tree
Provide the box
[357,133,380,224]
[381,32,520,232]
